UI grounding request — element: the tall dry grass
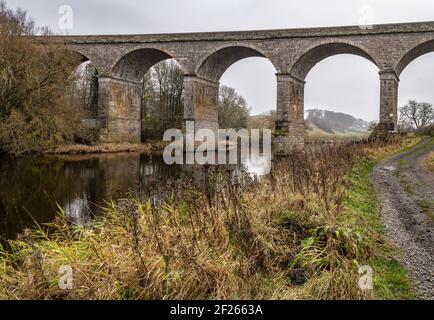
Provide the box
[0,137,416,300]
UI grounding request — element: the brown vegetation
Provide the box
[0,137,417,300]
[43,143,154,155]
[0,2,89,155]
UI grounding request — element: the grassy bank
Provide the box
[345,149,417,300]
[42,141,169,156]
[43,143,152,155]
[0,137,419,299]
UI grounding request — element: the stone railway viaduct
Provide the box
[55,21,434,153]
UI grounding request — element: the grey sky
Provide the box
[7,0,434,120]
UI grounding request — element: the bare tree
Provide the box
[141,60,184,141]
[67,61,99,118]
[399,100,434,130]
[141,67,250,139]
[218,85,250,129]
[153,60,184,130]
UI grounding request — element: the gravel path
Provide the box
[370,137,434,300]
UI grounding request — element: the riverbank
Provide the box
[42,141,168,155]
[0,137,420,299]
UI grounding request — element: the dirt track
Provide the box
[370,137,434,299]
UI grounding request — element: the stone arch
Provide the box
[274,40,381,154]
[73,52,90,64]
[71,52,99,73]
[290,40,380,80]
[111,48,184,82]
[101,48,186,143]
[395,39,434,76]
[70,50,100,73]
[195,44,278,82]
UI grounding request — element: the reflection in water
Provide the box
[0,152,270,244]
[64,197,92,227]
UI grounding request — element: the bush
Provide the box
[0,1,87,154]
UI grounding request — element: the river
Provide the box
[0,151,270,245]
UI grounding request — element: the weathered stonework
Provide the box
[379,71,399,132]
[274,74,305,153]
[183,76,219,135]
[50,21,434,154]
[98,77,141,143]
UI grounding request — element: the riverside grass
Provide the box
[0,137,419,300]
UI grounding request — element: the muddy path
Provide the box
[370,137,434,299]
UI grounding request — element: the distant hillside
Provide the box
[248,109,370,141]
[305,121,370,141]
[248,111,275,130]
[305,109,369,134]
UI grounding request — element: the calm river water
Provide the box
[0,152,270,244]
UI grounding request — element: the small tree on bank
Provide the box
[218,85,250,129]
[399,100,434,131]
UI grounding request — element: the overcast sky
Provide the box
[7,0,434,120]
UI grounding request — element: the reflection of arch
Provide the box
[395,39,434,76]
[196,45,277,82]
[111,48,183,82]
[290,40,380,80]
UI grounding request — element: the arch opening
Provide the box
[72,52,91,66]
[140,59,184,141]
[105,48,187,143]
[291,42,379,81]
[112,48,175,83]
[71,61,99,118]
[219,57,277,130]
[398,50,434,131]
[303,53,380,142]
[196,46,273,82]
[66,59,100,141]
[396,40,434,77]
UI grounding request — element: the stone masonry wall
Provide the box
[379,71,399,131]
[183,76,219,146]
[98,77,142,143]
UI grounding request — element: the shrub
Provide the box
[0,1,87,154]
